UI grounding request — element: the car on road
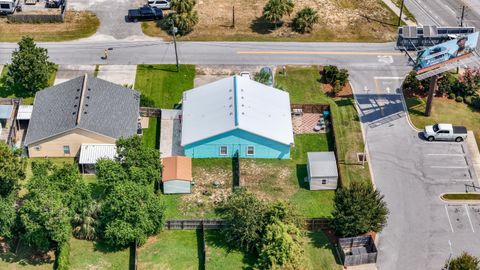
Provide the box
[147,0,170,9]
[127,5,163,22]
[423,123,467,142]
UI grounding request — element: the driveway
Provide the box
[96,65,137,85]
[350,68,480,269]
[54,65,96,85]
[68,0,154,40]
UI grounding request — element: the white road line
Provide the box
[427,154,465,156]
[465,204,475,233]
[445,205,454,233]
[373,76,404,80]
[430,166,469,169]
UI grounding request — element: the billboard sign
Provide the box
[415,32,479,73]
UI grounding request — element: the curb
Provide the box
[439,192,480,204]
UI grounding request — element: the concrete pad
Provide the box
[140,117,149,129]
[54,65,96,85]
[194,75,229,87]
[466,130,480,185]
[160,109,184,158]
[97,65,137,86]
[346,263,377,270]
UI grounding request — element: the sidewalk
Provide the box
[346,263,378,270]
[381,0,416,26]
[466,130,480,186]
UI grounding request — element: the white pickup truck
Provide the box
[423,123,468,142]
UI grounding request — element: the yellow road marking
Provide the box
[237,51,404,56]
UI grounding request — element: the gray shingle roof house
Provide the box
[24,75,140,158]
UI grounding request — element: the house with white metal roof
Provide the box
[181,75,294,159]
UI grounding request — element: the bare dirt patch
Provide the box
[0,10,99,42]
[143,0,398,42]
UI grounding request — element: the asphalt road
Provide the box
[0,41,407,66]
[405,0,480,28]
[350,71,480,270]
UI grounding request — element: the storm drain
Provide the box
[357,153,367,162]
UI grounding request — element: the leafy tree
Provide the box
[438,72,457,95]
[0,196,16,239]
[443,252,480,270]
[0,142,26,197]
[458,67,480,97]
[292,7,319,33]
[73,201,101,240]
[100,181,165,247]
[331,182,389,237]
[95,159,129,193]
[5,36,54,97]
[256,220,303,269]
[19,191,71,251]
[262,0,294,28]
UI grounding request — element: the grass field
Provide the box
[406,97,480,149]
[205,231,255,269]
[0,11,99,42]
[276,66,370,187]
[302,231,342,270]
[0,65,57,105]
[138,231,200,270]
[69,238,129,270]
[142,0,399,42]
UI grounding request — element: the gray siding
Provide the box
[309,176,338,190]
[164,180,191,194]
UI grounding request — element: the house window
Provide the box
[246,146,255,156]
[63,145,70,155]
[219,146,228,156]
[321,179,327,185]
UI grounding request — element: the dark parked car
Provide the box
[127,5,163,22]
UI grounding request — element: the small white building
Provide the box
[307,152,338,190]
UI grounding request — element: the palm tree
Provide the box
[262,0,295,29]
[292,7,319,33]
[170,0,195,13]
[72,202,101,240]
[171,11,199,35]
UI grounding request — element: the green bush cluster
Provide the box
[322,65,349,96]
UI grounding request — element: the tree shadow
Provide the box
[296,164,308,190]
[196,229,205,270]
[334,98,353,107]
[250,17,282,35]
[93,240,126,253]
[138,64,179,73]
[307,231,342,265]
[204,230,255,269]
[0,239,54,266]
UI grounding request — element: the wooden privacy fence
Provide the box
[304,218,330,231]
[165,219,226,230]
[338,236,377,266]
[140,107,162,117]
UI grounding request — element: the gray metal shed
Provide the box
[307,152,338,190]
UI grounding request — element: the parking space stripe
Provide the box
[430,166,469,169]
[465,204,475,233]
[445,205,454,233]
[426,154,465,156]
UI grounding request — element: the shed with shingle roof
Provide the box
[162,156,192,194]
[24,74,140,158]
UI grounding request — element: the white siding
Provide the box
[309,176,338,190]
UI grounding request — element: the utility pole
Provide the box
[460,5,465,27]
[171,22,179,72]
[397,0,405,27]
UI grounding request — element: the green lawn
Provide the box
[205,230,255,269]
[138,231,200,270]
[69,238,129,270]
[0,65,57,105]
[276,66,370,187]
[406,97,480,149]
[302,231,342,270]
[134,64,195,108]
[142,117,160,149]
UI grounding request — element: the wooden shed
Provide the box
[162,156,193,194]
[307,152,338,190]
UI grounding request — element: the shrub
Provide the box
[443,252,480,270]
[448,93,456,99]
[140,95,156,107]
[471,96,480,109]
[464,96,473,105]
[455,96,463,103]
[54,241,70,270]
[292,7,319,33]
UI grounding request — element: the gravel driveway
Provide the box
[69,0,157,40]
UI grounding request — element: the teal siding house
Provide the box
[181,76,294,159]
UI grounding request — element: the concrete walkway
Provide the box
[466,130,480,186]
[97,65,137,86]
[381,0,416,26]
[54,65,96,85]
[346,264,378,270]
[160,109,184,158]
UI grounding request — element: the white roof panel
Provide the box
[307,152,338,178]
[0,105,13,119]
[79,144,117,164]
[181,76,294,146]
[17,105,33,120]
